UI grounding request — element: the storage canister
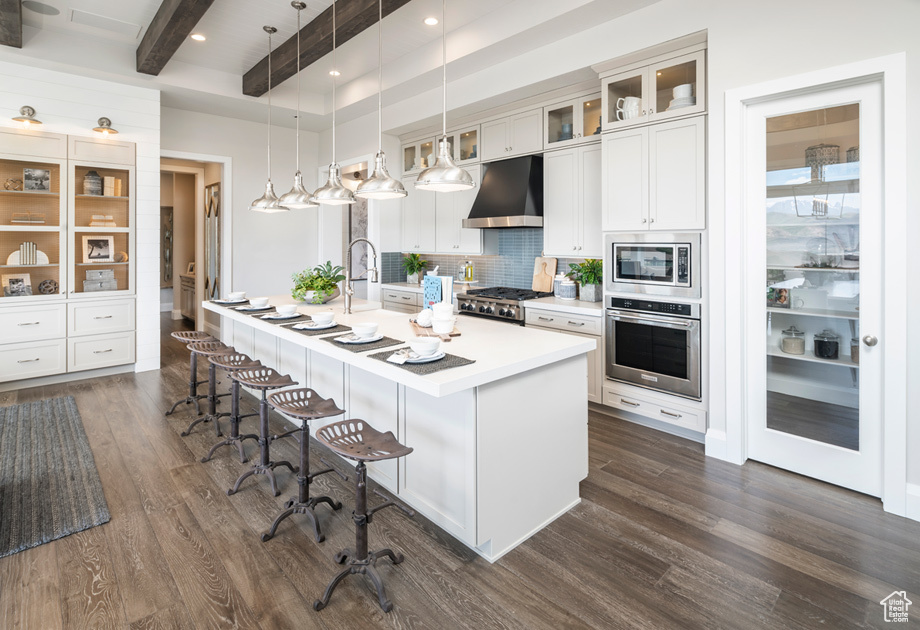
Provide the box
[851,338,859,364]
[557,280,577,301]
[813,329,840,360]
[781,325,805,355]
[553,274,567,296]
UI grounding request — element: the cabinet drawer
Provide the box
[68,332,135,372]
[603,384,706,433]
[68,299,135,336]
[0,304,66,344]
[0,338,67,381]
[525,309,602,335]
[383,289,420,306]
[382,302,418,314]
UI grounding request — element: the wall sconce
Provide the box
[93,117,118,135]
[12,106,42,127]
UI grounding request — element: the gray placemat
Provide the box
[368,349,475,374]
[283,322,352,337]
[255,313,309,324]
[322,335,404,353]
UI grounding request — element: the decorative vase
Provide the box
[303,287,341,304]
[83,170,102,196]
[580,283,602,302]
[407,272,418,285]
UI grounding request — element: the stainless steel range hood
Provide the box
[462,155,543,228]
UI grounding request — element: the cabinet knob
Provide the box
[649,109,654,114]
[863,335,879,347]
[649,218,655,223]
[641,218,647,224]
[641,110,646,116]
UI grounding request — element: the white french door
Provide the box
[744,80,883,496]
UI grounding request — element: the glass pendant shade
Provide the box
[356,151,406,199]
[313,162,355,205]
[250,181,288,213]
[279,170,318,208]
[416,138,475,192]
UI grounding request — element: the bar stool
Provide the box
[181,340,235,438]
[261,388,347,543]
[201,353,263,464]
[165,331,215,417]
[227,367,298,497]
[313,419,415,613]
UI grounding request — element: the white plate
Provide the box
[261,312,301,320]
[235,305,272,311]
[293,320,337,330]
[406,351,446,364]
[669,97,696,107]
[213,297,247,304]
[6,250,50,265]
[335,333,384,344]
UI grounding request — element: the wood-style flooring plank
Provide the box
[129,605,197,630]
[56,525,127,629]
[0,541,64,630]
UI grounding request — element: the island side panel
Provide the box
[347,365,400,494]
[476,353,588,562]
[400,387,477,546]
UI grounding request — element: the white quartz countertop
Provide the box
[521,296,605,317]
[206,294,594,398]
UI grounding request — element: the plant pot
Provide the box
[579,283,602,302]
[303,287,341,304]
[407,272,418,285]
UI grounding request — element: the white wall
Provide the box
[0,60,161,371]
[160,107,321,297]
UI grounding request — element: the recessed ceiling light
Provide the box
[329,69,341,76]
[22,1,60,16]
[424,17,439,26]
[190,33,206,41]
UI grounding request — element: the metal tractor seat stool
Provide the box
[182,340,236,438]
[165,331,215,417]
[313,419,415,613]
[201,353,263,464]
[261,388,348,543]
[227,367,298,497]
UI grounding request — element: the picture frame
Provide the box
[2,273,33,297]
[187,262,195,274]
[22,168,51,192]
[82,235,115,263]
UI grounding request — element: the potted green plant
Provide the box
[402,253,428,285]
[566,258,603,302]
[291,261,345,304]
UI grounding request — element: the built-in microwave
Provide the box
[604,232,701,299]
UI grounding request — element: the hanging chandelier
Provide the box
[250,25,289,213]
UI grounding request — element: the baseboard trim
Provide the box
[160,302,173,313]
[906,483,920,522]
[171,309,182,320]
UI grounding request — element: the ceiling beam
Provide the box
[242,0,412,98]
[136,0,215,76]
[0,0,22,49]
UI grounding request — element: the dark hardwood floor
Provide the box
[0,314,917,629]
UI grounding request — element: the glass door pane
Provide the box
[546,103,575,145]
[605,72,644,125]
[652,58,698,115]
[582,98,602,138]
[765,104,861,450]
[419,140,434,170]
[403,145,417,172]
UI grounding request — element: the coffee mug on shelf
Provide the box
[615,96,641,121]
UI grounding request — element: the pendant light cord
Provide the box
[441,0,446,138]
[295,7,301,172]
[267,28,273,181]
[331,0,337,164]
[377,0,383,148]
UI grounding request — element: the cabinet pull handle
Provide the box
[94,315,113,320]
[18,358,40,363]
[93,349,113,354]
[401,296,412,301]
[660,409,682,419]
[567,321,585,327]
[538,316,554,322]
[620,398,640,407]
[18,321,40,326]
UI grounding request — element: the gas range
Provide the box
[457,287,554,324]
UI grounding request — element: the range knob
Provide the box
[479,305,487,313]
[485,306,494,314]
[505,308,516,318]
[462,303,472,311]
[498,308,507,316]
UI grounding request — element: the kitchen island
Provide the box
[206,296,593,562]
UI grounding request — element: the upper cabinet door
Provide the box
[480,119,509,162]
[579,143,603,257]
[601,67,648,132]
[647,50,706,123]
[648,116,705,231]
[508,110,543,156]
[602,128,648,232]
[544,94,602,150]
[445,125,480,165]
[402,137,437,174]
[542,149,579,257]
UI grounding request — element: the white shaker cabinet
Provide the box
[400,176,436,252]
[543,144,603,257]
[480,109,543,162]
[603,114,705,231]
[435,164,486,254]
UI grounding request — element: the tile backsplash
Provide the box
[381,229,585,288]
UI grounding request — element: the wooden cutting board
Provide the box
[532,257,557,292]
[409,319,460,342]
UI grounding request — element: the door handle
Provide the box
[567,321,585,327]
[660,409,682,419]
[862,335,878,347]
[619,398,640,407]
[538,316,554,322]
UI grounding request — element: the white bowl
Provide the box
[431,302,453,318]
[229,291,246,300]
[249,297,270,308]
[276,304,298,316]
[311,311,335,325]
[431,317,455,335]
[351,322,378,338]
[409,336,440,357]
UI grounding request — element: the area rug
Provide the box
[0,396,110,558]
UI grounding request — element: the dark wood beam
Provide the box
[0,0,22,49]
[242,0,412,98]
[136,0,215,76]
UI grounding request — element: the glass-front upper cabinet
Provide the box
[0,155,67,301]
[402,137,436,174]
[602,50,706,131]
[68,160,135,297]
[544,94,602,150]
[444,125,480,164]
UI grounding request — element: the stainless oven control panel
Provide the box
[609,297,699,319]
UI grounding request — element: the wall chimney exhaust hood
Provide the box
[462,155,543,228]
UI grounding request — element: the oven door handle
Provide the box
[607,311,695,329]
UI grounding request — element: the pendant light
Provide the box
[279,2,318,209]
[415,0,474,192]
[313,0,355,206]
[355,0,406,200]
[250,25,289,213]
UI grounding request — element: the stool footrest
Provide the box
[368,489,415,521]
[318,457,348,481]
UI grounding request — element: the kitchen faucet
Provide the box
[344,237,379,315]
